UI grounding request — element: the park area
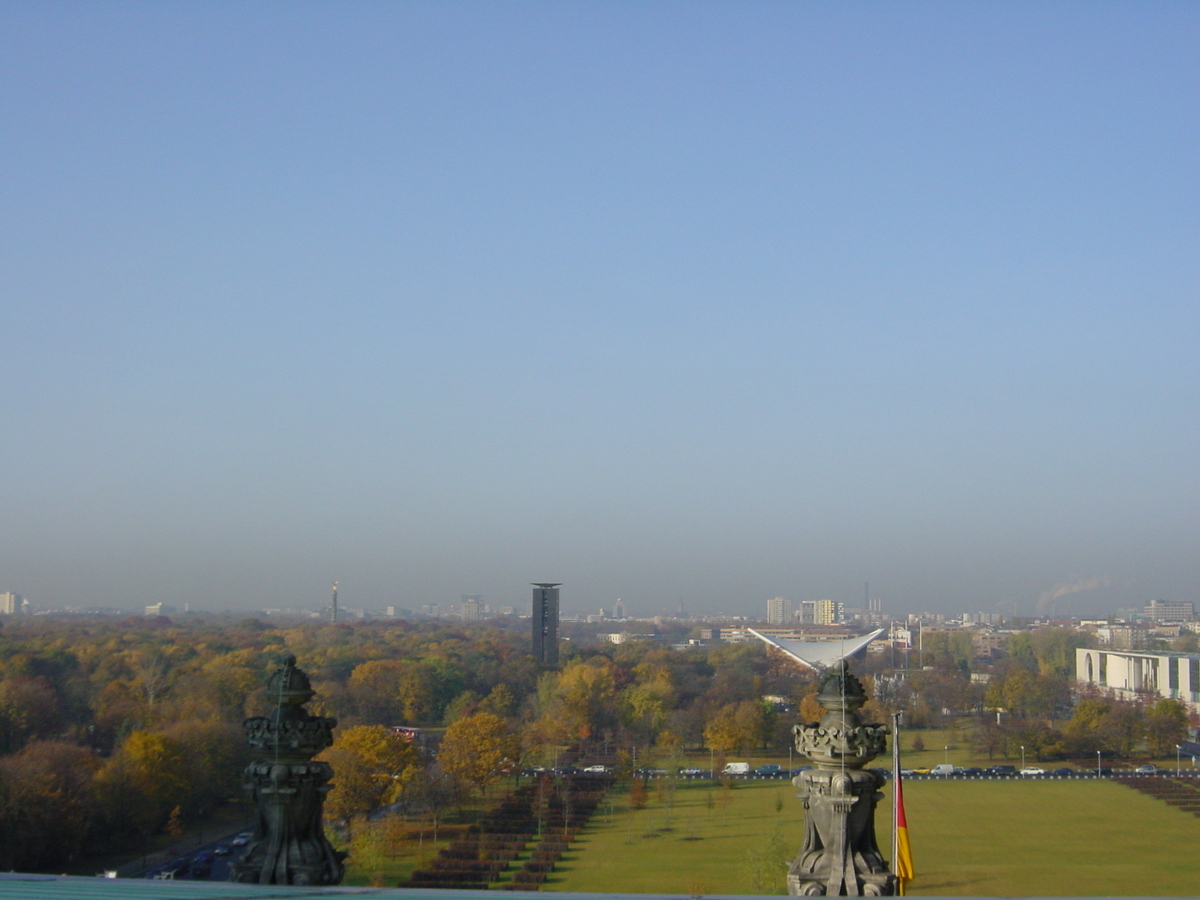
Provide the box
[338,775,1200,895]
[339,774,1200,894]
[532,777,1200,896]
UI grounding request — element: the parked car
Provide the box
[213,845,232,857]
[1094,766,1113,776]
[231,832,253,847]
[959,767,984,776]
[986,765,1019,776]
[1050,767,1075,777]
[722,762,750,775]
[755,764,784,776]
[191,852,215,879]
[898,768,917,777]
[930,764,959,776]
[791,765,813,776]
[582,764,609,773]
[1019,766,1046,776]
[1135,764,1159,774]
[679,767,706,776]
[554,765,582,776]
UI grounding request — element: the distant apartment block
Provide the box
[461,595,482,622]
[1144,600,1195,623]
[0,592,22,615]
[144,602,176,617]
[972,631,1009,660]
[1092,624,1149,651]
[815,599,841,625]
[766,596,791,624]
[962,612,1004,626]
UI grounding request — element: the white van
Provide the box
[722,762,750,775]
[930,763,959,776]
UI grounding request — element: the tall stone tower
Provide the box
[531,583,561,667]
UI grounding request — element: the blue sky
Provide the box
[2,2,1196,617]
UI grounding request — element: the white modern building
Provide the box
[1076,647,1200,714]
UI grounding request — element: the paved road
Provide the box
[137,829,251,882]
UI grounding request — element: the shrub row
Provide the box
[411,861,505,880]
[510,871,547,885]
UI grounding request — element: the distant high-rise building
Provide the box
[461,595,482,622]
[815,599,840,625]
[799,600,817,624]
[1144,600,1194,623]
[0,592,21,615]
[766,597,791,624]
[613,598,626,619]
[532,583,561,667]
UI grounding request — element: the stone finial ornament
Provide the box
[230,654,345,885]
[788,660,897,896]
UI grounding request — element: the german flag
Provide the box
[895,774,915,895]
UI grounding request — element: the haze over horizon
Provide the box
[3,3,1196,620]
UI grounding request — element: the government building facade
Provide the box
[1076,647,1200,714]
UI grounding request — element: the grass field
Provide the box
[541,778,1200,896]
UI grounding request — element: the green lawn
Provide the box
[544,778,1200,896]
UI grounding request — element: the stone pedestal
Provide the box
[788,662,897,896]
[230,655,345,885]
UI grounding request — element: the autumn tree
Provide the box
[92,730,189,837]
[438,711,519,798]
[0,741,98,871]
[319,724,421,828]
[1145,699,1188,757]
[347,660,408,724]
[0,676,63,754]
[704,701,770,755]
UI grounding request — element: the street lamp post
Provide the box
[1177,744,1182,777]
[1021,745,1026,770]
[1097,750,1101,777]
[944,746,949,765]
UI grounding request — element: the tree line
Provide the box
[0,614,1190,871]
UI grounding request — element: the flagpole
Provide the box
[892,710,901,883]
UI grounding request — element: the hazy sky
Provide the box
[2,2,1196,618]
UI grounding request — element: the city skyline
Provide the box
[2,3,1196,618]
